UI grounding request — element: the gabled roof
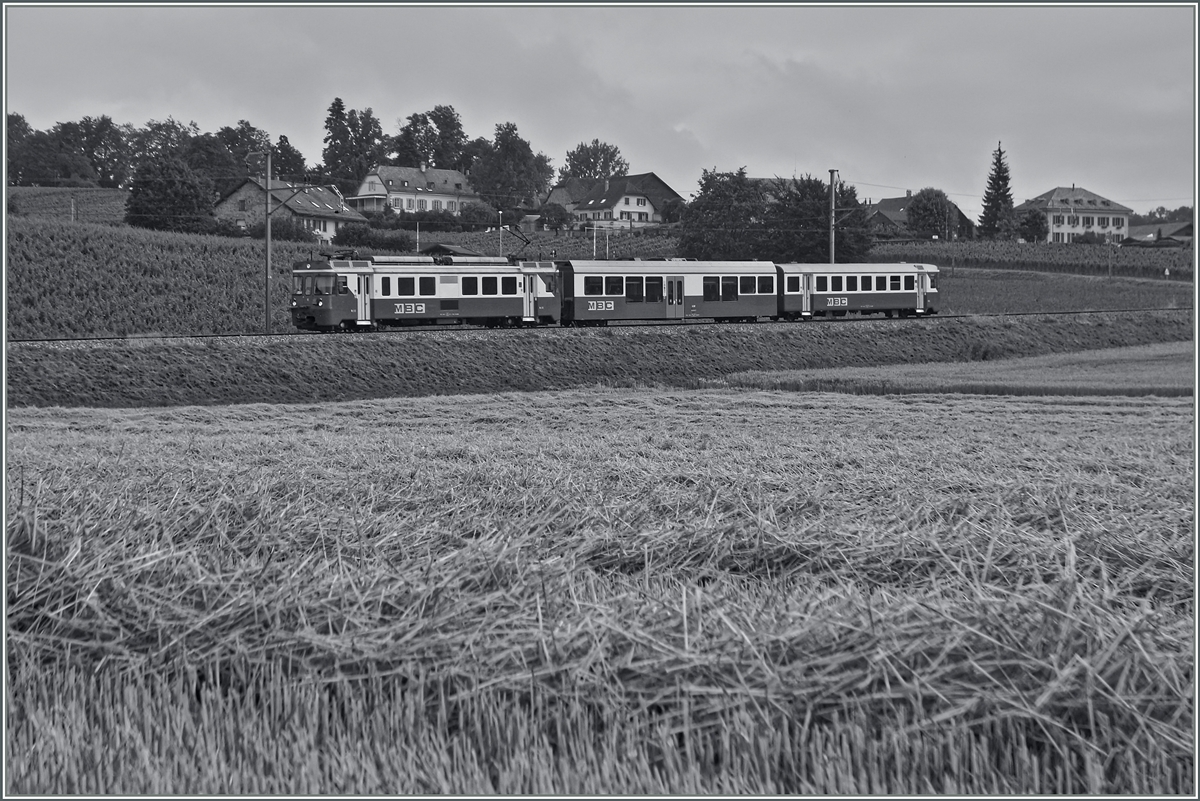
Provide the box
[418,243,486,257]
[1014,186,1133,215]
[217,178,367,222]
[274,185,367,223]
[364,165,476,197]
[545,177,597,207]
[558,172,685,214]
[1125,221,1193,241]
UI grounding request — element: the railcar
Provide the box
[559,260,778,325]
[777,262,940,320]
[290,254,560,331]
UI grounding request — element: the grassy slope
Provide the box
[726,341,1195,397]
[6,311,1193,408]
[6,390,1193,793]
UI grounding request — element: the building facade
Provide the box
[564,172,684,228]
[1013,186,1132,244]
[345,165,483,216]
[214,178,368,243]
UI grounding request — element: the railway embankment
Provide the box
[7,310,1192,409]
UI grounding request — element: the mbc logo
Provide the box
[394,303,426,314]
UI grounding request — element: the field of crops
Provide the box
[5,384,1193,794]
[871,240,1194,282]
[5,216,1193,340]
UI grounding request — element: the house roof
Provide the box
[545,177,598,207]
[1124,221,1193,241]
[273,185,367,223]
[571,172,685,213]
[360,165,476,198]
[1013,186,1133,215]
[418,243,486,257]
[217,178,367,222]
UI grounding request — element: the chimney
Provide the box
[420,162,427,172]
[906,189,912,198]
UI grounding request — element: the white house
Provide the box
[346,164,483,215]
[1013,186,1132,244]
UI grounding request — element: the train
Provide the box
[289,252,940,332]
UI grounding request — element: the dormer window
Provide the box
[427,182,434,189]
[455,183,462,190]
[402,180,409,187]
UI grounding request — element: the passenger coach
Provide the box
[559,260,778,325]
[778,262,939,319]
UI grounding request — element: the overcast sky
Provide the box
[5,3,1196,218]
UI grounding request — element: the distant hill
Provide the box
[7,186,130,226]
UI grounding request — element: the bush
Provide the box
[245,216,318,243]
[332,223,413,252]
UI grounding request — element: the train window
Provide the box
[740,276,756,294]
[758,276,774,294]
[846,276,857,292]
[501,276,517,295]
[861,275,872,290]
[462,277,478,295]
[625,277,644,302]
[584,276,603,296]
[786,276,800,293]
[645,277,664,302]
[605,276,623,296]
[396,277,415,296]
[904,275,915,291]
[292,276,304,293]
[482,276,498,295]
[702,277,721,301]
[890,276,901,291]
[816,276,828,292]
[876,276,887,291]
[721,276,738,301]
[419,276,436,296]
[929,275,938,290]
[315,275,335,295]
[382,277,391,296]
[831,276,843,292]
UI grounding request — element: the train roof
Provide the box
[776,262,940,274]
[562,260,777,275]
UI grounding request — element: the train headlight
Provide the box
[316,299,323,307]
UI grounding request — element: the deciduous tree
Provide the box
[1018,209,1050,243]
[468,122,554,211]
[124,156,215,233]
[906,187,956,240]
[678,168,767,260]
[765,174,871,263]
[558,139,629,183]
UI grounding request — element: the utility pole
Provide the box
[829,169,837,264]
[247,150,274,334]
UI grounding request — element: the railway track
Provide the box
[6,306,1192,346]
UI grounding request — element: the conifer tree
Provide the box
[978,141,1015,239]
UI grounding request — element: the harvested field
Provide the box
[6,311,1193,408]
[5,389,1193,793]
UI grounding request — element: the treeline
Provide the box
[871,240,1193,281]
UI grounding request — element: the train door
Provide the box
[916,273,927,314]
[803,273,813,316]
[357,274,371,324]
[666,275,685,319]
[522,274,537,322]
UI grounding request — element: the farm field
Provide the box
[5,214,1193,339]
[725,340,1194,397]
[5,387,1193,794]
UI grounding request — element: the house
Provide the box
[1120,220,1192,248]
[346,164,483,216]
[1012,186,1132,244]
[214,178,368,243]
[860,191,976,241]
[558,172,685,228]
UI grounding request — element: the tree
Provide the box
[427,105,467,169]
[1018,209,1050,243]
[558,139,629,183]
[678,168,768,260]
[124,156,215,233]
[272,135,308,182]
[764,174,871,263]
[183,133,240,198]
[62,115,131,188]
[321,99,386,196]
[6,113,33,183]
[129,117,200,167]
[538,202,570,232]
[978,141,1015,239]
[456,136,492,176]
[390,112,438,167]
[468,122,553,210]
[906,187,957,240]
